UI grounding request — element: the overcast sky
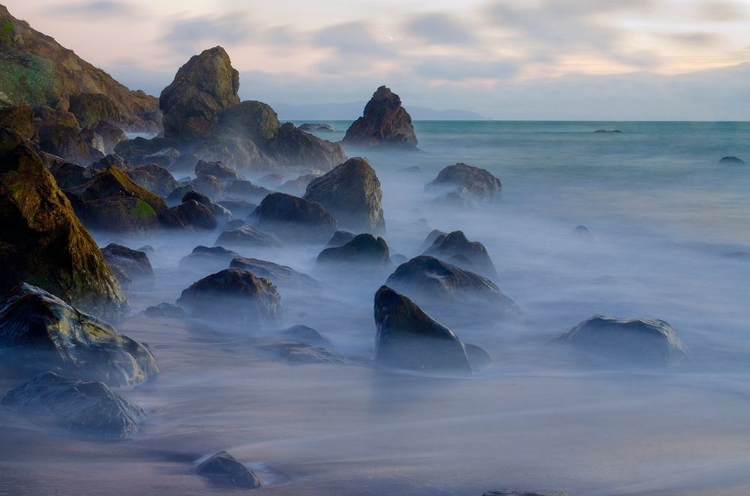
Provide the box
[7,0,750,119]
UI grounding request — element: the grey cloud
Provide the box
[49,1,138,18]
[659,32,724,47]
[313,21,393,56]
[411,57,518,81]
[406,13,476,45]
[164,12,254,49]
[696,1,747,22]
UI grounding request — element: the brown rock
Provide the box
[342,86,418,150]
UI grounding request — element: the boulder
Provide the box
[304,157,385,234]
[267,122,347,171]
[194,159,245,184]
[166,184,195,206]
[417,229,447,253]
[230,257,320,290]
[278,173,320,196]
[424,231,497,279]
[190,129,270,173]
[218,199,257,218]
[159,46,240,141]
[159,200,217,231]
[373,286,472,374]
[68,93,121,128]
[385,256,517,318]
[326,230,356,248]
[718,156,745,164]
[251,192,337,244]
[84,120,127,155]
[179,246,240,273]
[216,100,279,143]
[191,174,225,200]
[196,450,263,489]
[0,104,34,140]
[215,225,281,250]
[556,315,688,365]
[0,284,158,387]
[573,225,593,241]
[143,147,182,169]
[144,302,185,319]
[47,156,94,189]
[101,244,154,286]
[261,342,345,365]
[113,137,171,166]
[183,190,232,222]
[317,234,390,266]
[342,86,418,150]
[91,153,133,171]
[126,163,181,197]
[176,269,280,325]
[1,372,145,440]
[425,163,502,204]
[0,133,128,320]
[277,324,330,346]
[224,180,272,203]
[37,124,104,165]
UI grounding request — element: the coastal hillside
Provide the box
[0,4,160,131]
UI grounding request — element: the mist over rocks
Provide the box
[0,132,128,320]
[195,450,264,489]
[373,286,472,374]
[179,246,240,274]
[215,224,281,251]
[326,230,356,248]
[230,257,320,290]
[251,192,338,244]
[424,230,498,279]
[425,163,502,206]
[126,163,181,197]
[342,86,418,150]
[159,199,218,231]
[557,315,688,366]
[183,190,232,223]
[194,159,246,184]
[317,233,391,267]
[0,284,158,388]
[278,173,320,196]
[100,244,154,287]
[304,157,386,235]
[1,372,146,440]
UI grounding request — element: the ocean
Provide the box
[1,120,749,495]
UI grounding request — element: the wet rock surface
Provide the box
[424,230,497,279]
[230,257,320,290]
[195,450,263,489]
[251,192,337,244]
[101,244,154,286]
[317,234,391,266]
[425,163,502,205]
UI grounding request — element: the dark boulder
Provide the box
[68,93,121,129]
[424,231,497,279]
[304,157,385,234]
[176,269,280,325]
[417,229,447,253]
[126,163,181,197]
[277,325,330,346]
[342,86,418,150]
[215,225,281,250]
[144,302,185,319]
[266,122,347,171]
[37,124,104,165]
[373,286,472,374]
[251,192,337,244]
[196,450,263,489]
[0,284,158,387]
[278,173,320,196]
[159,46,240,141]
[317,234,390,266]
[183,190,232,222]
[718,156,745,164]
[101,244,154,286]
[230,257,320,290]
[483,490,568,496]
[224,180,272,203]
[194,159,245,184]
[556,315,688,365]
[0,104,34,140]
[179,246,240,273]
[0,133,128,320]
[1,372,145,440]
[47,155,94,189]
[425,163,502,204]
[326,230,356,248]
[190,174,225,200]
[91,153,133,171]
[159,200,217,231]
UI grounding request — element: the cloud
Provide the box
[411,57,518,81]
[164,12,254,50]
[659,31,724,47]
[696,1,747,22]
[49,0,138,18]
[312,21,393,56]
[406,13,476,46]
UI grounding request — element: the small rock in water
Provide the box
[277,325,330,346]
[196,450,263,489]
[230,257,320,290]
[262,342,345,365]
[317,233,391,266]
[718,156,745,164]
[299,123,334,132]
[593,129,622,133]
[1,372,146,440]
[425,163,502,205]
[424,230,497,279]
[101,243,154,286]
[483,490,569,496]
[342,85,418,150]
[573,225,593,241]
[144,302,185,319]
[723,251,750,260]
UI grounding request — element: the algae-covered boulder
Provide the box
[0,284,157,387]
[0,129,128,320]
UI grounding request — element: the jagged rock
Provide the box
[218,199,257,218]
[277,325,330,346]
[0,104,34,139]
[159,200,217,231]
[143,147,182,169]
[1,372,146,439]
[326,230,356,248]
[417,229,447,253]
[556,315,688,365]
[216,100,279,143]
[179,246,240,273]
[718,156,744,164]
[373,286,471,374]
[0,284,157,387]
[424,231,497,279]
[101,244,153,286]
[191,174,225,200]
[0,132,128,319]
[126,163,181,197]
[230,257,320,290]
[91,153,133,171]
[261,342,345,365]
[251,192,337,244]
[37,124,104,165]
[183,190,232,222]
[34,105,79,128]
[113,137,170,166]
[299,123,334,132]
[84,120,127,155]
[68,93,121,128]
[215,225,280,250]
[385,256,517,319]
[67,166,167,232]
[224,180,271,203]
[194,159,245,184]
[267,122,347,171]
[196,450,263,489]
[278,173,320,196]
[342,86,418,150]
[160,46,240,141]
[47,155,94,189]
[425,163,502,204]
[177,269,280,325]
[304,157,385,234]
[317,234,390,266]
[144,303,185,319]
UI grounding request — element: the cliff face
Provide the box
[0,5,161,131]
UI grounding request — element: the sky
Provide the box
[6,0,750,119]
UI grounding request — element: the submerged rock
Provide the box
[483,490,569,496]
[299,123,334,132]
[215,225,281,250]
[424,230,497,279]
[573,225,594,241]
[0,133,128,320]
[144,302,185,319]
[342,86,418,150]
[230,257,320,290]
[177,269,280,325]
[261,342,345,365]
[179,246,240,273]
[251,192,337,244]
[277,325,330,346]
[373,286,472,374]
[718,156,744,164]
[1,372,146,440]
[196,450,263,489]
[556,315,688,365]
[304,157,385,234]
[425,163,502,204]
[0,284,158,387]
[317,234,391,266]
[101,244,154,286]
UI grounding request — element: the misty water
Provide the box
[2,121,750,495]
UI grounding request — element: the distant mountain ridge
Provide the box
[0,4,160,131]
[272,101,488,121]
